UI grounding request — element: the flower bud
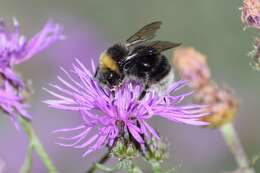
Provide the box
[143,138,168,163]
[111,138,139,159]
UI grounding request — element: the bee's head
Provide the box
[96,68,123,89]
[96,49,125,89]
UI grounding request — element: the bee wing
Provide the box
[126,21,162,45]
[124,41,181,62]
[148,41,181,52]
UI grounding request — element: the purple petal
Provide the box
[15,19,63,64]
[127,123,144,144]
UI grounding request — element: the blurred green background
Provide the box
[0,0,259,172]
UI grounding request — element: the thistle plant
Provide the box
[0,18,63,122]
[44,59,208,172]
[0,18,63,173]
[0,2,259,172]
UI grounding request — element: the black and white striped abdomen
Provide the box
[149,55,174,95]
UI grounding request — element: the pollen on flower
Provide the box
[44,59,208,156]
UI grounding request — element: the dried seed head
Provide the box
[173,47,239,128]
[241,0,260,29]
[194,83,238,128]
[172,47,211,89]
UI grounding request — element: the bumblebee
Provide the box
[94,21,181,99]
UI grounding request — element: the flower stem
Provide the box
[127,160,142,173]
[220,123,255,173]
[18,116,58,173]
[150,162,161,173]
[85,151,110,173]
[19,142,33,173]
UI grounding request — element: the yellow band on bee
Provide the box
[100,52,119,72]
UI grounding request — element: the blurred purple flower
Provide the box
[44,59,208,156]
[0,18,63,120]
[0,18,64,88]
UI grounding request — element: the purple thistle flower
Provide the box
[44,59,208,156]
[0,18,64,88]
[0,18,63,120]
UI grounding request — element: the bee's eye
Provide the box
[104,71,119,88]
[108,73,114,80]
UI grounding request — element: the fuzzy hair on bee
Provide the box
[94,44,128,89]
[94,21,181,99]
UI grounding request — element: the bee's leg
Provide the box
[138,84,149,100]
[138,73,150,100]
[111,90,115,98]
[110,88,116,98]
[94,66,99,78]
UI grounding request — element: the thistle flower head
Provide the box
[0,18,64,88]
[0,18,63,121]
[241,0,260,29]
[44,59,208,156]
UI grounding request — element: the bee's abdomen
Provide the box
[150,55,171,83]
